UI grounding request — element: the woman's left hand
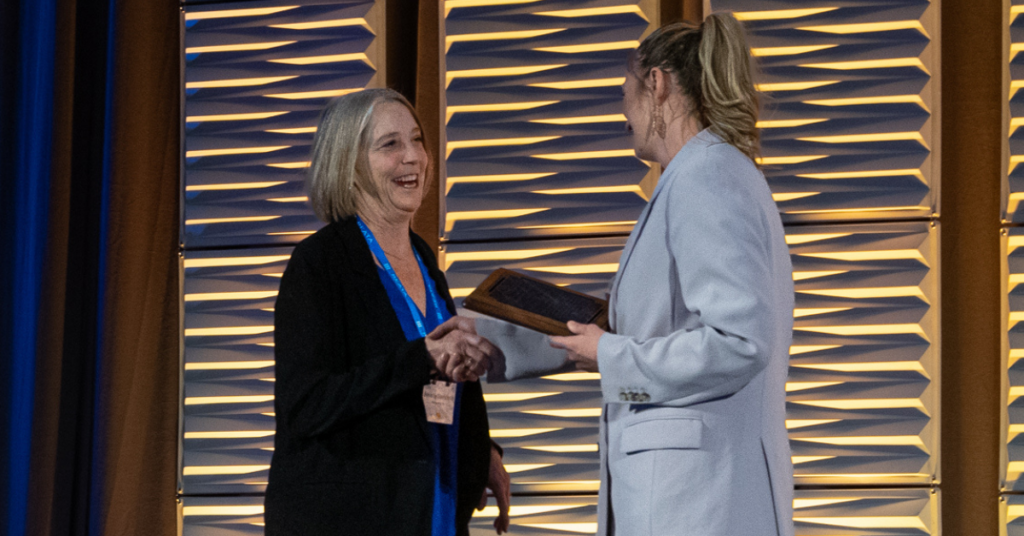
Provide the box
[477,445,511,534]
[549,321,605,373]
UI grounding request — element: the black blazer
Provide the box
[264,217,492,536]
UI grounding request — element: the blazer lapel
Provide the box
[331,219,437,442]
[330,219,409,354]
[608,171,668,325]
[608,130,712,326]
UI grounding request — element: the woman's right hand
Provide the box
[426,317,502,382]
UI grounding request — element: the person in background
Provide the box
[265,88,511,536]
[550,12,796,536]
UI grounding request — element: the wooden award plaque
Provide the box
[462,268,609,336]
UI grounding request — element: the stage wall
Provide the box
[177,1,949,534]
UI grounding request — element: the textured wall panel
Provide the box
[180,247,288,494]
[180,226,938,519]
[470,495,599,535]
[1008,1,1024,222]
[180,496,266,536]
[180,241,619,495]
[179,489,939,536]
[446,236,628,494]
[442,236,628,306]
[442,0,659,241]
[445,222,939,487]
[792,488,938,535]
[1005,228,1024,490]
[709,0,939,222]
[182,0,383,249]
[787,222,938,485]
[1006,494,1024,536]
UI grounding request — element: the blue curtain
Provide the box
[0,0,120,534]
[2,1,59,534]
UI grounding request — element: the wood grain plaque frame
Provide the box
[463,268,609,336]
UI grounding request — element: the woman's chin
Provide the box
[387,195,423,217]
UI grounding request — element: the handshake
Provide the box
[424,316,504,383]
[423,316,606,383]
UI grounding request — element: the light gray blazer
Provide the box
[594,130,794,536]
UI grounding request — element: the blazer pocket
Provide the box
[621,416,703,454]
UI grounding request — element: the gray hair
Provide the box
[306,88,427,223]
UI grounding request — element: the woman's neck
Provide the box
[358,208,414,257]
[656,112,704,168]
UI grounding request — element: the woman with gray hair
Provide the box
[264,88,510,535]
[549,12,795,536]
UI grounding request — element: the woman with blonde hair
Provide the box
[550,12,795,536]
[265,88,510,535]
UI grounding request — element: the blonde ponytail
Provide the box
[699,12,760,163]
[631,13,761,164]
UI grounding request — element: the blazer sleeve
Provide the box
[596,156,782,406]
[273,240,435,439]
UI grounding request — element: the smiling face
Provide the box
[362,100,429,221]
[622,70,655,162]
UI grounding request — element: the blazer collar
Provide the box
[329,217,377,276]
[327,218,399,346]
[609,129,718,315]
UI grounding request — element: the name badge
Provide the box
[423,380,456,425]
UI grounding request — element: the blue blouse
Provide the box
[376,263,461,536]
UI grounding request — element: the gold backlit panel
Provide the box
[710,0,939,222]
[446,236,623,494]
[1004,228,1024,490]
[790,489,938,535]
[178,489,939,535]
[179,248,287,495]
[443,0,660,241]
[1004,493,1024,536]
[179,2,948,529]
[786,222,939,485]
[470,495,599,536]
[180,243,613,495]
[179,236,937,493]
[182,0,383,248]
[1007,0,1024,221]
[179,496,266,536]
[444,222,939,487]
[179,228,938,521]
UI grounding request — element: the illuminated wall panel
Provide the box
[1005,228,1024,490]
[792,488,938,535]
[441,236,627,305]
[1008,0,1024,222]
[182,0,383,249]
[444,222,939,488]
[443,237,623,493]
[1006,494,1024,536]
[786,222,939,485]
[470,495,599,535]
[179,489,939,536]
[443,0,659,241]
[446,237,619,494]
[178,225,939,523]
[470,489,938,536]
[710,0,939,222]
[180,496,266,536]
[179,1,948,531]
[179,247,288,494]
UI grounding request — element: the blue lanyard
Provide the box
[357,216,445,338]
